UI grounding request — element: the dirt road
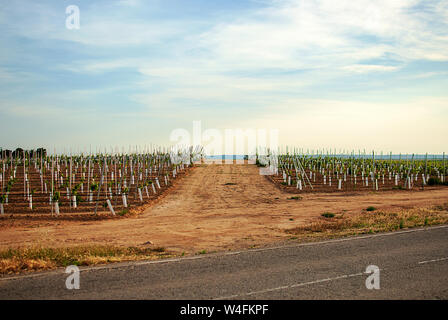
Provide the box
[1,164,447,253]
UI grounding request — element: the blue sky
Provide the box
[0,0,447,153]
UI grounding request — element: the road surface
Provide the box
[1,225,447,299]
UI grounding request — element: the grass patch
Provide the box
[117,209,129,216]
[287,203,448,239]
[197,250,207,255]
[0,245,172,275]
[289,196,302,200]
[321,212,335,218]
[366,206,376,212]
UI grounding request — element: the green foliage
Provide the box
[6,178,15,192]
[117,209,129,216]
[52,191,60,202]
[427,177,447,186]
[321,212,335,218]
[90,182,99,192]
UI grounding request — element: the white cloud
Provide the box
[405,71,448,79]
[59,59,138,74]
[198,0,448,72]
[0,68,41,82]
[341,65,399,73]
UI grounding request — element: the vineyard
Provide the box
[0,147,202,217]
[258,151,448,193]
[1,146,447,216]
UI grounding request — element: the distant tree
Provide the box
[12,148,24,158]
[36,148,47,157]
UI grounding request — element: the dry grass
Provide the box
[287,203,448,239]
[0,245,173,275]
[3,202,448,275]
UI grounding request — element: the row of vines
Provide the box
[0,146,202,216]
[258,151,448,193]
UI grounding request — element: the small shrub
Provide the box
[321,212,335,218]
[427,177,441,186]
[289,196,302,200]
[366,206,376,212]
[90,182,99,192]
[117,209,129,216]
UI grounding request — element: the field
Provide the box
[258,151,448,193]
[1,150,446,217]
[1,153,448,274]
[0,148,199,217]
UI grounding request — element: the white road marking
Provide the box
[418,257,448,264]
[0,225,446,281]
[215,254,448,299]
[214,272,365,300]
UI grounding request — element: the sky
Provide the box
[0,0,447,154]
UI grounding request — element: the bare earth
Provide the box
[1,164,447,253]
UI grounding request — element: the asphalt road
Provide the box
[1,226,447,300]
